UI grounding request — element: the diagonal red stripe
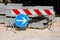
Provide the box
[12,9,20,15]
[44,9,52,15]
[34,9,42,16]
[23,9,32,15]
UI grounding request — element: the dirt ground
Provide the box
[0,17,60,40]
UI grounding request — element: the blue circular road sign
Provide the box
[15,14,28,28]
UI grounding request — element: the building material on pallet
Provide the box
[0,4,5,23]
[5,16,15,26]
[0,3,55,29]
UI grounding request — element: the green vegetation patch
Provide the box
[55,14,60,17]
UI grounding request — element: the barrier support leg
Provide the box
[48,21,54,33]
[11,25,16,34]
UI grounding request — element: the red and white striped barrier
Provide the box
[11,9,53,17]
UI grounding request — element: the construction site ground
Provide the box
[0,17,60,40]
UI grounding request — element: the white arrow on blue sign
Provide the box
[15,14,28,28]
